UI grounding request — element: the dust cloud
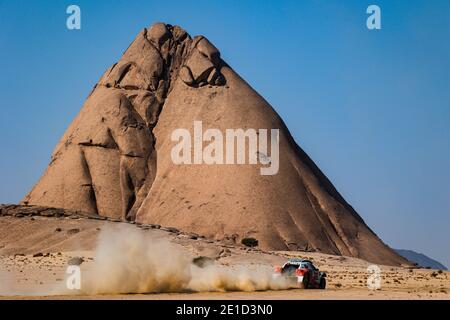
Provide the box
[82,225,294,294]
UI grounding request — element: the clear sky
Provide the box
[0,0,449,267]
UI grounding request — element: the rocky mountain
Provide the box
[22,22,408,266]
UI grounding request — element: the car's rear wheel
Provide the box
[319,277,326,289]
[300,273,310,289]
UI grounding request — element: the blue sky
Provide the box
[0,0,449,267]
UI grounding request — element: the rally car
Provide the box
[273,258,326,289]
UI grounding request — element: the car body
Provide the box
[273,258,326,289]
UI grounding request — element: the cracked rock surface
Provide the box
[22,23,407,266]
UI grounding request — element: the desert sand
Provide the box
[0,212,448,300]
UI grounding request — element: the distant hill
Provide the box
[395,249,447,270]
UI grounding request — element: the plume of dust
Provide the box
[81,224,294,294]
[189,264,292,292]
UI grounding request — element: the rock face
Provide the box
[23,23,408,266]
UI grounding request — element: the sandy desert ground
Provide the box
[0,215,449,300]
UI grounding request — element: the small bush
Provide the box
[192,256,214,268]
[67,256,84,266]
[241,237,258,247]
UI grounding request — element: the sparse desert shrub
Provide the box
[438,270,443,274]
[67,256,84,266]
[192,256,214,268]
[335,283,342,288]
[431,271,438,277]
[241,237,258,247]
